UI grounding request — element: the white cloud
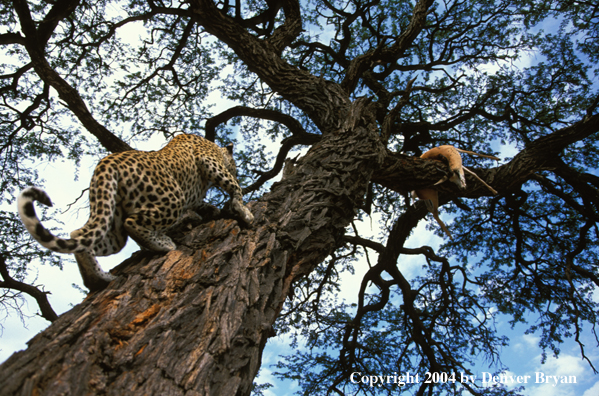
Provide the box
[525,354,588,396]
[522,334,540,347]
[257,335,299,396]
[512,333,540,354]
[582,381,599,396]
[535,354,586,377]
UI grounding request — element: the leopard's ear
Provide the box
[226,143,234,155]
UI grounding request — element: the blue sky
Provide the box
[1,126,598,396]
[1,6,598,394]
[252,212,599,395]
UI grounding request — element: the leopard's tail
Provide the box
[17,187,86,253]
[18,186,117,291]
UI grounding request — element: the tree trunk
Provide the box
[0,99,385,396]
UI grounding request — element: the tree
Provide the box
[0,0,598,395]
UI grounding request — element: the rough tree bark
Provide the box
[2,114,597,396]
[0,98,385,396]
[3,0,598,393]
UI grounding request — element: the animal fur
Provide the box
[413,145,499,239]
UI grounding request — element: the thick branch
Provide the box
[373,114,599,198]
[36,0,81,46]
[0,98,386,396]
[204,106,312,141]
[372,150,456,193]
[265,0,302,53]
[205,106,321,193]
[0,32,26,45]
[189,0,350,134]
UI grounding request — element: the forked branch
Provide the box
[0,256,58,322]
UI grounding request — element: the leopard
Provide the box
[17,133,254,291]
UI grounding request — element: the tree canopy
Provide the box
[1,0,598,395]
